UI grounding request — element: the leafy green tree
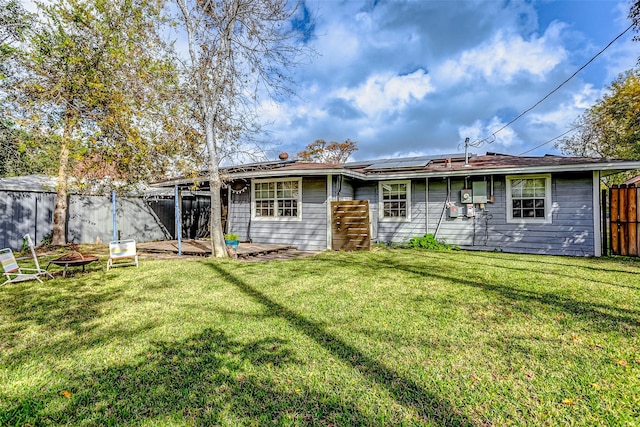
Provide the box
[557,69,640,160]
[0,0,30,61]
[297,139,358,164]
[12,0,182,245]
[0,1,44,177]
[173,0,310,257]
[0,119,59,177]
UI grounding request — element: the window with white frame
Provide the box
[379,180,411,221]
[506,174,551,223]
[252,178,301,220]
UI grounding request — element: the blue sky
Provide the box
[258,0,639,161]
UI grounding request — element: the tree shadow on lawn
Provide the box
[0,275,119,348]
[2,328,376,426]
[452,252,640,291]
[0,272,165,366]
[464,250,640,278]
[208,263,474,427]
[318,255,640,334]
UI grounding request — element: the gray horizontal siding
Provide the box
[227,172,598,256]
[355,180,426,244]
[228,177,328,251]
[428,173,596,256]
[336,177,355,200]
[427,177,476,246]
[229,190,251,241]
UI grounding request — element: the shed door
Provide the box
[331,200,371,251]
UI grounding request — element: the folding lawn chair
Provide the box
[1,248,43,286]
[24,234,54,281]
[107,239,139,271]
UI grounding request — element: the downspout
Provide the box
[425,178,429,234]
[593,170,602,257]
[34,196,38,244]
[227,183,232,235]
[326,174,333,250]
[112,190,117,242]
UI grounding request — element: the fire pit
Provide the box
[47,252,101,278]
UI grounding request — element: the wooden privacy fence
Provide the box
[610,184,640,256]
[331,200,371,251]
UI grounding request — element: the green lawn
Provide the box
[1,249,639,426]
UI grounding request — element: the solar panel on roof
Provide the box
[364,158,431,170]
[347,153,469,171]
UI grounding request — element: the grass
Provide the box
[1,248,639,426]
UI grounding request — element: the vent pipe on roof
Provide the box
[464,137,470,167]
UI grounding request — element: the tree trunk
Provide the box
[208,168,227,258]
[205,112,227,258]
[51,116,72,246]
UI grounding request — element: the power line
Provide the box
[517,125,582,156]
[471,23,633,147]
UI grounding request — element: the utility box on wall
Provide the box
[449,203,459,218]
[461,189,472,204]
[472,181,487,204]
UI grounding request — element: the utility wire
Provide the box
[472,23,633,147]
[517,125,582,155]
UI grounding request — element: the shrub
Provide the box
[407,234,457,250]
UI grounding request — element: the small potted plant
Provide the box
[224,233,240,249]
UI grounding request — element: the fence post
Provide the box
[610,186,619,255]
[620,185,629,256]
[629,185,637,256]
[175,186,182,255]
[112,190,117,242]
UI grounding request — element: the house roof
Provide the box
[152,153,640,187]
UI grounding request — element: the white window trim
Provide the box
[506,174,552,224]
[378,180,412,222]
[251,177,303,221]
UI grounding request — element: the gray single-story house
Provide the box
[156,152,640,257]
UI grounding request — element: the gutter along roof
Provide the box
[153,153,640,187]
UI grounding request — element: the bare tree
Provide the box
[173,0,311,257]
[297,139,358,164]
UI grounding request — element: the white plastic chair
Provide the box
[107,239,139,271]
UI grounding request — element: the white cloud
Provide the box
[258,1,631,159]
[334,69,434,117]
[527,84,599,126]
[435,22,567,86]
[458,117,521,149]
